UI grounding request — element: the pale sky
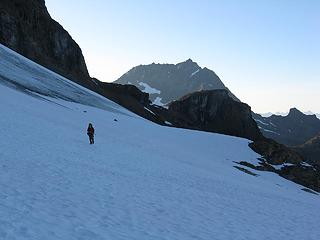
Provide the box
[46,0,320,114]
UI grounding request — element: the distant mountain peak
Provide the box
[253,107,320,146]
[176,59,200,69]
[289,107,301,113]
[115,60,236,105]
[286,108,319,121]
[185,58,194,63]
[288,108,307,118]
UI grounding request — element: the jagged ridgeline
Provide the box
[253,109,320,146]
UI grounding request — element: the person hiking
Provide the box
[87,123,95,144]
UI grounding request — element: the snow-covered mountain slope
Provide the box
[0,45,319,239]
[0,44,128,115]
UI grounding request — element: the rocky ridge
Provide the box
[253,108,320,146]
[168,89,261,141]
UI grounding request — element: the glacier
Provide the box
[0,43,319,239]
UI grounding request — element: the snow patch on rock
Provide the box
[258,126,281,135]
[190,68,200,77]
[138,82,161,94]
[152,96,165,106]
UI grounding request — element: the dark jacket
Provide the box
[87,126,95,136]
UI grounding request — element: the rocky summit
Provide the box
[114,59,238,105]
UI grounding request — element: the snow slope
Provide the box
[0,44,128,115]
[0,44,319,240]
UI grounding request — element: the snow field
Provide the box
[0,42,319,240]
[0,83,319,240]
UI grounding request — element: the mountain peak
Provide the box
[288,107,304,117]
[115,59,235,104]
[177,59,199,68]
[185,58,194,63]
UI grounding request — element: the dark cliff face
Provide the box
[168,89,262,141]
[0,0,95,89]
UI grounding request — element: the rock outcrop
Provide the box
[0,0,96,90]
[249,139,302,165]
[98,81,150,106]
[168,89,262,141]
[279,165,320,192]
[294,134,320,170]
[246,138,320,192]
[95,80,169,125]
